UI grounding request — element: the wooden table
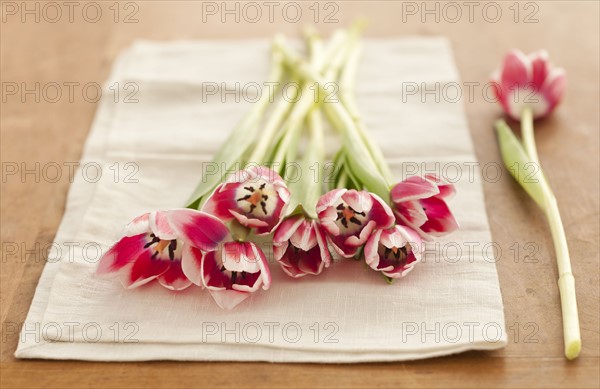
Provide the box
[1,1,598,387]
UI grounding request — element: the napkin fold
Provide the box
[16,38,507,362]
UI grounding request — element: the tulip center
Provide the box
[335,202,366,232]
[218,265,248,285]
[214,260,260,289]
[236,181,274,216]
[144,233,182,261]
[378,244,411,267]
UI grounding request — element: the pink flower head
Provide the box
[365,225,423,279]
[391,174,458,241]
[317,189,395,258]
[492,49,566,120]
[202,165,290,235]
[273,215,331,278]
[96,209,228,291]
[199,241,271,310]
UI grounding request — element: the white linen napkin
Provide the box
[15,38,507,362]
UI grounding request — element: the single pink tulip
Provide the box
[317,189,395,258]
[364,225,423,279]
[273,214,331,278]
[492,49,566,120]
[96,209,228,290]
[391,174,458,241]
[199,241,271,310]
[202,165,290,235]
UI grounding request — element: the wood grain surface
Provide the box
[1,1,598,388]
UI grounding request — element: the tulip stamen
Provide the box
[144,234,179,261]
[237,184,271,215]
[383,245,410,264]
[168,240,177,261]
[335,203,366,229]
[144,234,160,249]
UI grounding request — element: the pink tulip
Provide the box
[96,209,228,291]
[364,225,423,279]
[202,165,290,235]
[273,215,331,278]
[198,240,271,310]
[492,49,566,120]
[391,174,458,241]
[317,189,395,258]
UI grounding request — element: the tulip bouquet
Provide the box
[492,50,581,359]
[97,25,459,311]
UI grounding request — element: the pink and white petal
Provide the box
[96,234,147,275]
[207,289,251,310]
[224,167,252,184]
[297,247,325,275]
[274,182,292,205]
[386,251,421,279]
[424,174,456,199]
[181,244,204,286]
[395,225,423,252]
[278,249,315,278]
[391,176,439,203]
[167,209,229,251]
[316,189,346,214]
[230,210,270,229]
[315,225,332,267]
[289,220,318,252]
[201,251,228,289]
[394,199,428,227]
[158,261,193,291]
[250,165,287,187]
[490,78,504,104]
[530,50,549,90]
[252,244,271,290]
[328,235,358,258]
[231,278,262,293]
[254,190,290,235]
[221,242,262,274]
[273,216,303,243]
[120,251,170,289]
[419,197,460,237]
[342,190,372,214]
[318,205,342,237]
[346,219,377,247]
[541,68,566,110]
[244,165,266,182]
[150,211,178,240]
[273,240,289,262]
[279,262,303,278]
[379,228,407,250]
[123,213,151,237]
[201,182,240,221]
[369,193,395,228]
[364,229,383,270]
[501,49,531,89]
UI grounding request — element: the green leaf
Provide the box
[495,120,547,208]
[185,118,258,209]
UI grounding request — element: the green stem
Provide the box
[519,108,581,360]
[274,30,333,218]
[246,76,298,165]
[249,32,348,166]
[520,107,540,164]
[339,41,394,184]
[273,36,390,200]
[186,51,284,209]
[286,106,325,219]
